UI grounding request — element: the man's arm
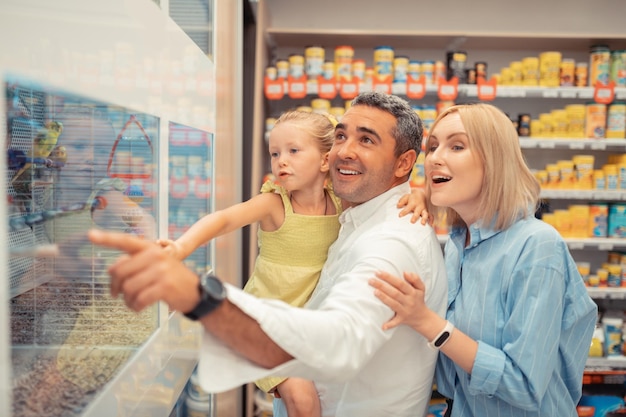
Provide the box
[87,229,292,368]
[200,300,293,368]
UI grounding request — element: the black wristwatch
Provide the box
[183,272,227,321]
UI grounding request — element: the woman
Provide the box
[370,103,597,417]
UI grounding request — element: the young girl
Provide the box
[369,103,597,417]
[158,109,427,417]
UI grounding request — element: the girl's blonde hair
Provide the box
[274,110,336,154]
[426,103,540,231]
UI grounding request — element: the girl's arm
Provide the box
[158,192,281,260]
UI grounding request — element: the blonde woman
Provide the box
[370,103,597,417]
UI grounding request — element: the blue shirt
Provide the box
[436,216,597,417]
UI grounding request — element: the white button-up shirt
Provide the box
[198,182,448,417]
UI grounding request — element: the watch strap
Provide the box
[428,321,454,350]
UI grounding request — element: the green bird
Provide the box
[11,121,63,211]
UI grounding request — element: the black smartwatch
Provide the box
[183,272,227,321]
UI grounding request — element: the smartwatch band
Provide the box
[428,321,455,350]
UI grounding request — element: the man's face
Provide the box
[329,105,404,206]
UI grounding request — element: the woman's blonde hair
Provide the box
[426,103,540,231]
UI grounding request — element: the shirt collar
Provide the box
[450,220,500,248]
[339,182,411,228]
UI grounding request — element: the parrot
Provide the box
[11,121,63,211]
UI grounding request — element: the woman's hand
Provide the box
[369,270,430,331]
[397,188,431,225]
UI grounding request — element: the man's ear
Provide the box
[321,152,330,173]
[395,149,417,178]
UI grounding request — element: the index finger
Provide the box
[88,229,151,255]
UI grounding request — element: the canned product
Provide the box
[393,55,409,83]
[446,51,467,82]
[517,113,531,137]
[352,59,366,80]
[522,57,540,86]
[276,59,289,79]
[572,154,595,189]
[475,61,488,81]
[589,203,608,237]
[607,102,626,139]
[322,60,335,80]
[560,58,575,86]
[585,102,607,139]
[610,50,626,87]
[594,169,606,190]
[510,61,523,85]
[373,46,394,77]
[609,203,626,238]
[334,45,354,81]
[465,68,476,85]
[605,164,619,190]
[539,51,562,87]
[552,109,569,138]
[434,60,446,84]
[265,66,277,80]
[305,46,325,80]
[288,54,305,78]
[575,62,588,87]
[589,45,611,86]
[408,60,421,80]
[565,104,587,138]
[557,159,575,189]
[311,98,331,114]
[421,60,435,85]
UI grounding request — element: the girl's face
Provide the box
[268,122,328,191]
[425,112,484,225]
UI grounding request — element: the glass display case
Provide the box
[5,76,163,417]
[0,0,244,415]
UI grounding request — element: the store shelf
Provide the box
[587,356,626,370]
[540,190,626,200]
[587,288,626,300]
[438,236,626,250]
[266,29,626,52]
[520,138,626,151]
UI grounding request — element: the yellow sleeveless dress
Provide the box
[244,180,342,392]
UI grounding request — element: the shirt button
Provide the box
[472,244,477,248]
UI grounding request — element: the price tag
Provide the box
[339,80,359,99]
[476,76,498,101]
[598,242,615,251]
[568,242,585,250]
[287,74,308,99]
[542,89,559,98]
[594,81,616,104]
[438,77,459,101]
[264,76,284,100]
[569,142,585,150]
[406,75,426,99]
[591,141,607,150]
[318,76,337,99]
[371,74,391,94]
[538,141,556,149]
[560,90,577,99]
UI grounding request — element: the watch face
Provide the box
[201,274,226,300]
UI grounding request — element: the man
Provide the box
[89,92,448,417]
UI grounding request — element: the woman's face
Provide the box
[425,112,484,225]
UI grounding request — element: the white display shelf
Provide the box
[587,287,626,300]
[520,138,626,151]
[540,190,626,200]
[438,236,626,251]
[586,356,626,370]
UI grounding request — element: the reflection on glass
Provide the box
[6,76,159,417]
[168,121,213,275]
